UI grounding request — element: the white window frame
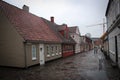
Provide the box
[32,45,37,60]
[46,45,51,57]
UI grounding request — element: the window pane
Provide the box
[47,46,49,55]
[32,45,37,60]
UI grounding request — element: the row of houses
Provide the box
[80,36,93,52]
[0,1,93,68]
[101,0,120,68]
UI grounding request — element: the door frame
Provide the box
[115,36,118,64]
[39,44,45,65]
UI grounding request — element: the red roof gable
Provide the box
[0,1,61,43]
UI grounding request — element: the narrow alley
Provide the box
[0,50,120,80]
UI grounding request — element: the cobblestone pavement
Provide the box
[0,50,120,80]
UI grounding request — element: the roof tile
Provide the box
[0,1,61,43]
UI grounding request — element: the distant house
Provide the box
[42,17,76,57]
[85,36,93,51]
[69,26,81,53]
[58,24,76,57]
[105,0,120,67]
[80,36,86,52]
[91,38,102,48]
[0,1,62,68]
[81,36,93,52]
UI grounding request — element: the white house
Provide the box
[105,0,120,67]
[69,26,81,53]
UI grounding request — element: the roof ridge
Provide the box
[0,1,43,19]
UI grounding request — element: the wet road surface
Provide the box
[0,50,120,80]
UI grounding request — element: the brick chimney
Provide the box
[23,5,29,12]
[65,25,69,39]
[50,16,54,23]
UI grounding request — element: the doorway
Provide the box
[115,36,118,64]
[39,44,45,65]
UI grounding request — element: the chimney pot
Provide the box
[50,16,54,23]
[23,5,29,12]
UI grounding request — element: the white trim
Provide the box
[56,53,58,55]
[47,54,50,57]
[52,54,55,56]
[32,57,37,60]
[109,50,115,55]
[59,52,62,54]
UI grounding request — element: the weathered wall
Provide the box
[0,11,25,67]
[70,34,81,53]
[62,44,75,57]
[108,26,120,64]
[25,43,39,67]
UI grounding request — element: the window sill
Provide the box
[52,54,55,56]
[59,52,62,54]
[32,58,37,61]
[56,53,58,55]
[47,55,50,57]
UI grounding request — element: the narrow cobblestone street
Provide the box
[0,50,120,80]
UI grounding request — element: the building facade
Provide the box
[100,32,109,58]
[57,24,76,57]
[69,26,81,53]
[0,1,62,68]
[80,36,93,52]
[42,17,76,58]
[106,0,120,67]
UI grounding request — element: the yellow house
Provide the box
[0,1,62,68]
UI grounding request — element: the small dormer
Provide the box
[58,24,69,39]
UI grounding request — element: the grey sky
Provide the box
[3,0,108,37]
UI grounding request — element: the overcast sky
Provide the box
[3,0,109,37]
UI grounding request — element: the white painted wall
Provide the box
[107,0,120,28]
[107,0,120,67]
[108,26,120,64]
[118,33,120,67]
[70,27,81,53]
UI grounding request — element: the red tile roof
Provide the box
[0,1,62,43]
[41,19,76,44]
